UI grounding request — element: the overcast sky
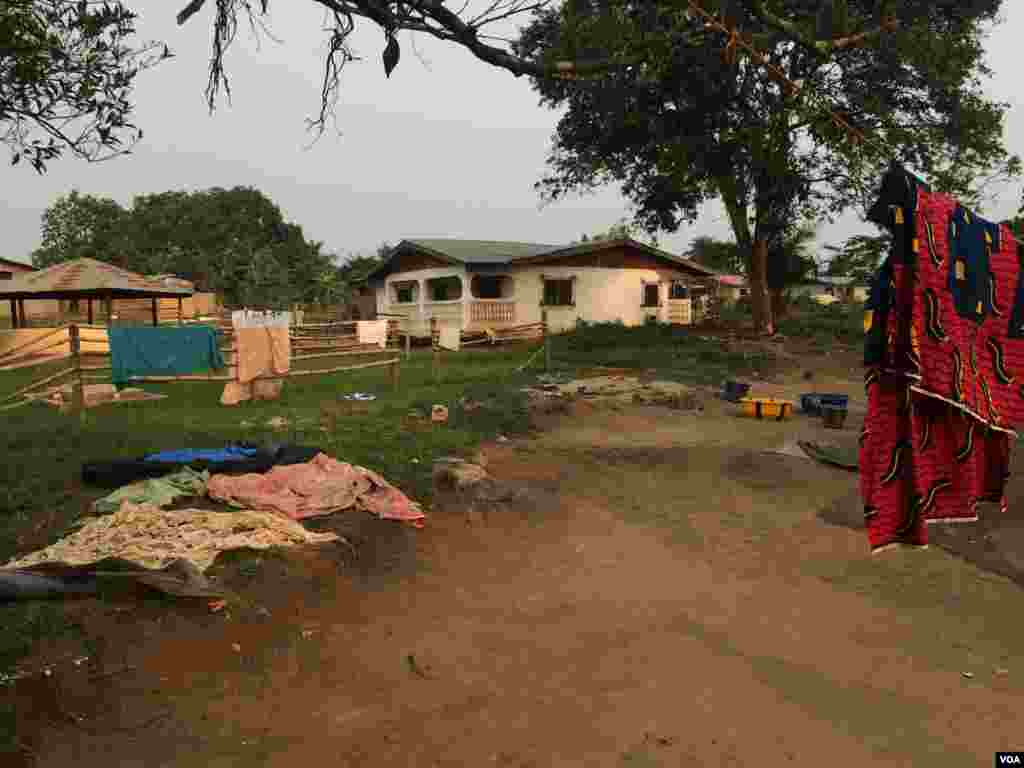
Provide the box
[2,2,1022,266]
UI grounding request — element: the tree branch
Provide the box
[746,0,900,58]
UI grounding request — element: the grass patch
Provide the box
[0,346,538,711]
[776,301,864,346]
[548,321,770,385]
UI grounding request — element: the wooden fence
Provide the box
[0,318,403,415]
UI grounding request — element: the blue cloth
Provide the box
[143,446,260,464]
[107,326,225,385]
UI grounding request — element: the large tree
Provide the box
[511,1,1018,334]
[33,189,131,267]
[687,236,746,275]
[6,1,985,173]
[31,185,334,307]
[1,0,168,172]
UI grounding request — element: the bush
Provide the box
[777,302,863,345]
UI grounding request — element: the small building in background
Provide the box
[716,274,748,304]
[788,275,868,304]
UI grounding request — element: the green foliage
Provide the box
[823,232,891,282]
[576,219,651,245]
[31,186,340,307]
[515,0,1018,278]
[1,0,169,172]
[551,321,770,384]
[776,301,864,346]
[687,236,746,275]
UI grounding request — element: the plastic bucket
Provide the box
[822,404,848,429]
[722,380,751,402]
[739,398,793,421]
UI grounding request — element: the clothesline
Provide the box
[687,0,1024,248]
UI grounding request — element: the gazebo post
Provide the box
[9,299,18,329]
[151,297,159,327]
[177,297,184,325]
[18,300,26,328]
[105,296,113,327]
[87,299,94,325]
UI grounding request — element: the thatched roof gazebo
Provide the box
[0,258,193,328]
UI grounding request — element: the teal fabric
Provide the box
[108,326,225,385]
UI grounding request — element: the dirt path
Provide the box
[12,396,1024,767]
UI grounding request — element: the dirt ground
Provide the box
[6,345,1024,767]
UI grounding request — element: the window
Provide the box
[427,276,463,302]
[543,278,574,307]
[669,282,689,300]
[391,281,417,304]
[642,283,660,307]
[0,271,11,280]
[471,275,512,299]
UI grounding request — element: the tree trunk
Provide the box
[749,239,774,335]
[770,288,787,322]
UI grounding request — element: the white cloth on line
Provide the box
[438,325,461,352]
[231,309,291,329]
[357,320,388,348]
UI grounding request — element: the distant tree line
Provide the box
[32,187,385,309]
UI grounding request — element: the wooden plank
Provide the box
[0,325,69,361]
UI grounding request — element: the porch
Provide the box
[382,272,518,337]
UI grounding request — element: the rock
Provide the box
[496,435,509,443]
[431,404,449,423]
[472,450,488,468]
[433,461,489,492]
[266,416,289,429]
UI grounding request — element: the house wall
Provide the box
[510,265,697,334]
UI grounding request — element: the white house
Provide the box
[367,238,720,337]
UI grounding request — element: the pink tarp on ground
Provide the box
[206,453,426,526]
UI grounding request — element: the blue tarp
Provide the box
[108,325,225,386]
[143,446,260,464]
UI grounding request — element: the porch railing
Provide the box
[470,301,515,324]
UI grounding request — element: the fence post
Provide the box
[69,324,85,421]
[431,318,440,384]
[542,309,550,372]
[405,330,411,360]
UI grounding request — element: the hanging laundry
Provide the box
[356,319,389,348]
[107,326,225,386]
[439,324,461,352]
[859,166,1023,553]
[221,309,291,405]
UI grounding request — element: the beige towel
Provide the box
[438,325,461,351]
[221,327,290,405]
[357,320,388,348]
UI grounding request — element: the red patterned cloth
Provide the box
[859,188,1018,552]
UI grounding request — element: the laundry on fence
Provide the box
[82,443,323,488]
[206,452,426,525]
[859,164,1023,553]
[439,325,461,352]
[222,309,292,405]
[91,466,210,514]
[107,325,225,385]
[356,319,388,348]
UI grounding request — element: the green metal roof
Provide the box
[402,239,563,264]
[366,237,719,282]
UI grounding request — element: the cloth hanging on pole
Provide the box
[356,319,388,348]
[438,324,461,352]
[859,166,1023,552]
[107,326,225,386]
[221,308,292,405]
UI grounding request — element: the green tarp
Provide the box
[92,466,210,514]
[107,325,225,385]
